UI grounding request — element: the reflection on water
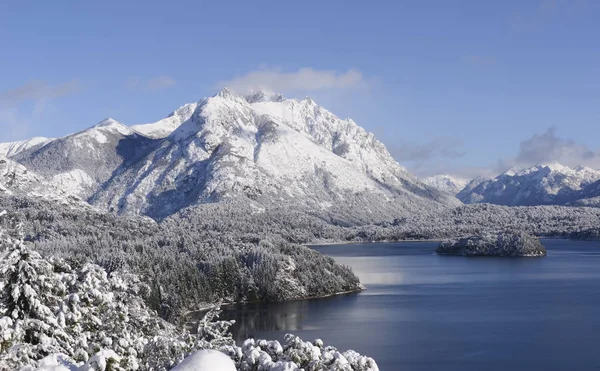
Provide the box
[221,301,307,343]
[188,293,360,343]
[190,239,600,370]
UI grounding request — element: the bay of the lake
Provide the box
[219,239,600,370]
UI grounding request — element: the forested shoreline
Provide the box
[2,190,600,370]
[0,214,378,370]
[2,193,599,323]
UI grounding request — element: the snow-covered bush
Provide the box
[223,335,379,371]
[172,349,236,371]
[0,212,214,370]
[171,334,380,371]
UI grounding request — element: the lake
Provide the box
[218,239,600,370]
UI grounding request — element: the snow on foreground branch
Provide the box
[0,212,379,371]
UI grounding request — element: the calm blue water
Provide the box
[220,239,600,370]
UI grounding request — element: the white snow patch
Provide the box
[132,102,199,139]
[0,137,53,158]
[19,354,79,371]
[423,174,468,195]
[172,349,236,371]
[51,170,95,197]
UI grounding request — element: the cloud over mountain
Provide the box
[501,127,600,171]
[0,80,81,142]
[0,80,80,106]
[217,67,366,94]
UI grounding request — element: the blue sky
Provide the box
[1,0,599,177]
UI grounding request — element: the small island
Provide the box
[437,231,547,257]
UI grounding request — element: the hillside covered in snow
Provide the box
[1,89,458,225]
[0,137,54,159]
[457,163,600,206]
[422,174,468,195]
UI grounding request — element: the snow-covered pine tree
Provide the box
[0,210,380,370]
[0,212,72,367]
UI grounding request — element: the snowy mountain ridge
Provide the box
[457,163,600,206]
[10,117,159,202]
[1,88,458,223]
[422,174,468,195]
[131,102,199,139]
[0,137,54,158]
[92,88,458,221]
[0,158,89,208]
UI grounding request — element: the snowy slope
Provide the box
[569,179,600,207]
[457,163,600,206]
[577,177,600,199]
[131,102,199,139]
[0,158,88,207]
[422,174,468,195]
[0,137,54,158]
[91,89,458,221]
[12,118,159,199]
[248,94,418,184]
[456,176,491,203]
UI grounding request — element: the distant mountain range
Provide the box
[455,163,600,206]
[0,89,459,224]
[4,89,600,215]
[422,174,468,195]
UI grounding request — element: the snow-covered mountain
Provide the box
[131,102,199,139]
[0,137,54,158]
[0,89,459,223]
[457,163,600,206]
[569,178,600,207]
[12,118,159,199]
[0,158,89,208]
[455,176,491,203]
[91,89,458,221]
[422,174,468,195]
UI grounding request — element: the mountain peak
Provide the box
[245,91,285,103]
[80,118,134,139]
[501,166,523,176]
[302,96,316,105]
[536,162,569,172]
[423,174,468,195]
[94,118,122,128]
[216,87,237,99]
[459,162,600,206]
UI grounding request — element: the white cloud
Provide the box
[421,128,600,181]
[391,137,466,163]
[217,67,367,94]
[0,80,80,141]
[388,137,488,180]
[126,76,176,92]
[0,80,80,106]
[417,162,499,180]
[501,127,600,170]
